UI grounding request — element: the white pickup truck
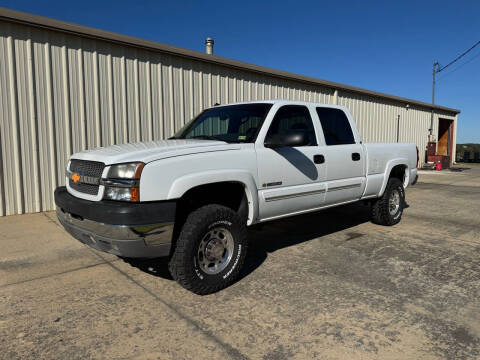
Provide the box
[55,100,418,294]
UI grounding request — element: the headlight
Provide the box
[107,162,144,179]
[102,162,144,202]
[104,186,139,202]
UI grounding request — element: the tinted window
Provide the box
[266,105,317,146]
[316,108,355,145]
[174,103,273,143]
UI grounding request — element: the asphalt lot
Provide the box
[2,166,480,359]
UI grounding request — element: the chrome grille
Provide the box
[68,180,101,195]
[69,160,105,178]
[68,160,105,196]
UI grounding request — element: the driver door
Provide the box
[255,105,327,221]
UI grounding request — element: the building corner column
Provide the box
[452,114,458,165]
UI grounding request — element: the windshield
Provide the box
[173,103,273,143]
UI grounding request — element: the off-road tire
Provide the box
[168,204,248,295]
[371,178,405,226]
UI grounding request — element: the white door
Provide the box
[314,106,366,205]
[256,104,327,221]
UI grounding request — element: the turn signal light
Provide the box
[130,187,140,202]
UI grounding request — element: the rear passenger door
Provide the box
[315,107,366,205]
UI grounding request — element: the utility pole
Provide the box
[429,61,439,140]
[396,114,400,142]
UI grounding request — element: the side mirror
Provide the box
[264,131,309,148]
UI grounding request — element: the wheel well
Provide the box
[389,165,407,183]
[179,181,246,212]
[172,182,248,244]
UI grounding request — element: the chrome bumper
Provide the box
[56,207,173,258]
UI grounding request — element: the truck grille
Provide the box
[68,159,105,196]
[68,181,101,195]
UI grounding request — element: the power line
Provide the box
[429,40,479,137]
[437,40,480,73]
[437,50,480,81]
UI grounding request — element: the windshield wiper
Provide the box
[190,135,221,141]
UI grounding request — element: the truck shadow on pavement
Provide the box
[239,202,372,282]
[122,202,372,283]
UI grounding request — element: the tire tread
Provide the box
[371,178,404,226]
[169,204,247,295]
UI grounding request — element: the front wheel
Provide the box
[169,204,248,295]
[371,178,405,226]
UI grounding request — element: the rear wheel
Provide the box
[371,178,405,226]
[169,204,247,294]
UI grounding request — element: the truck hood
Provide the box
[70,139,241,165]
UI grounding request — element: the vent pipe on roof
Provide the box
[205,37,214,55]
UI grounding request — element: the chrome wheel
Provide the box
[389,189,401,216]
[196,227,234,275]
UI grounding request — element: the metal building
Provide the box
[0,8,460,216]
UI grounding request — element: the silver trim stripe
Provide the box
[264,183,362,202]
[265,189,326,202]
[327,183,362,192]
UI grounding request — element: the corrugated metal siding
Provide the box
[337,92,455,162]
[0,20,456,216]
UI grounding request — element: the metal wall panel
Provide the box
[0,20,456,216]
[337,92,455,167]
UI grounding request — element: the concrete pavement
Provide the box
[1,167,480,359]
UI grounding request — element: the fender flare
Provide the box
[378,159,409,197]
[167,170,259,226]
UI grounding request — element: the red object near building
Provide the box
[435,162,442,171]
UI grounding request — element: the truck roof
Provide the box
[214,99,348,110]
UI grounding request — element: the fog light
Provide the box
[104,187,139,202]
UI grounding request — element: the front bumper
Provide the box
[55,187,175,258]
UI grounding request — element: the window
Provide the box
[266,105,317,146]
[173,103,273,143]
[316,108,355,145]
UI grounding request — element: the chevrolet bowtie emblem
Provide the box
[72,173,81,183]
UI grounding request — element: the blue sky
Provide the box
[2,0,479,143]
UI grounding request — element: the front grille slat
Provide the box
[68,160,105,196]
[69,180,101,195]
[69,160,105,178]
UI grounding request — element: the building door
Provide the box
[438,118,453,157]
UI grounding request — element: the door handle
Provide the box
[313,154,325,164]
[352,153,361,161]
